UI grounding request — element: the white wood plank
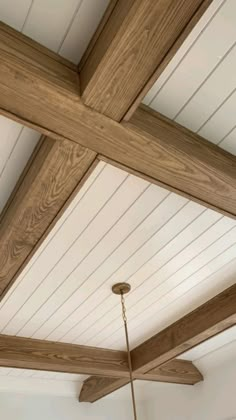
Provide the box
[0,161,106,313]
[0,159,235,359]
[179,326,236,361]
[219,127,236,155]
[0,163,123,331]
[29,184,170,341]
[22,0,81,51]
[122,225,236,331]
[77,209,225,346]
[50,195,192,344]
[176,44,236,131]
[69,201,209,346]
[0,0,32,30]
[110,247,236,350]
[8,369,23,377]
[0,126,40,213]
[40,193,187,343]
[59,0,110,63]
[143,0,225,105]
[195,339,236,373]
[0,117,22,174]
[20,370,36,378]
[13,173,150,337]
[146,0,236,119]
[198,89,236,144]
[0,368,12,375]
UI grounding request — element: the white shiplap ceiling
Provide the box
[179,325,236,362]
[144,0,236,156]
[0,0,109,213]
[0,161,235,353]
[0,0,235,385]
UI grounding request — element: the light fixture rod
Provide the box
[112,283,138,420]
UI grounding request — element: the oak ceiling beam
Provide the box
[79,0,213,121]
[0,334,202,386]
[79,359,203,402]
[132,283,236,374]
[138,359,203,384]
[80,284,236,402]
[0,135,96,299]
[0,22,236,219]
[0,334,129,377]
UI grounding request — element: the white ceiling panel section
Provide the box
[0,162,235,365]
[0,0,109,212]
[0,117,40,214]
[0,0,109,62]
[179,326,236,361]
[143,0,236,156]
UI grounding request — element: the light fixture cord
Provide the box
[121,292,138,420]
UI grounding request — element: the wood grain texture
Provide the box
[0,23,236,218]
[124,106,236,217]
[0,136,96,299]
[80,283,236,402]
[132,283,236,374]
[79,376,128,402]
[0,22,76,70]
[79,0,212,121]
[79,359,203,402]
[0,22,78,93]
[0,334,129,377]
[78,0,118,72]
[141,359,203,384]
[124,0,214,121]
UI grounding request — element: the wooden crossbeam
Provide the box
[0,3,235,405]
[0,334,202,385]
[0,136,96,299]
[0,23,236,219]
[79,359,203,402]
[132,283,236,374]
[0,334,129,377]
[80,284,236,402]
[79,0,213,121]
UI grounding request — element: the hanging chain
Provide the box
[121,292,138,420]
[121,292,127,323]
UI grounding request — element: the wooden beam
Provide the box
[80,284,236,402]
[79,0,213,121]
[0,135,96,299]
[79,359,203,402]
[0,23,236,219]
[80,377,128,403]
[100,105,236,218]
[132,283,236,373]
[138,358,203,384]
[0,334,129,377]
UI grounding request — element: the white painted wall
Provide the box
[0,393,147,420]
[144,341,236,420]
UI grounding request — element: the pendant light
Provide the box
[112,283,137,420]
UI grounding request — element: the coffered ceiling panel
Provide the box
[0,0,235,384]
[0,0,109,213]
[144,0,236,156]
[0,161,235,371]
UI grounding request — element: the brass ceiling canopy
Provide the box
[112,282,131,295]
[112,283,137,420]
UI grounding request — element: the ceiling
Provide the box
[144,0,236,155]
[0,0,109,213]
[0,0,235,391]
[0,328,235,399]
